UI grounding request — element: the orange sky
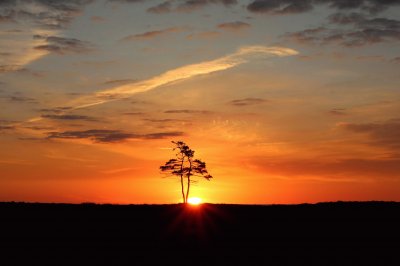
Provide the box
[1,0,400,204]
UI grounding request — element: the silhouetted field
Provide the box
[1,202,399,265]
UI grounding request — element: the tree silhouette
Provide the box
[160,141,212,203]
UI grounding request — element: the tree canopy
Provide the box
[160,141,212,203]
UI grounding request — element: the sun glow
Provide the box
[188,197,202,205]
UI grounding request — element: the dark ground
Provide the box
[1,201,399,265]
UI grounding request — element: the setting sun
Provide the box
[188,197,202,205]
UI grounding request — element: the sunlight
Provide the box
[188,197,202,205]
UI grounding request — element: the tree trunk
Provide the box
[180,155,186,203]
[180,174,185,204]
[185,159,192,204]
[185,176,190,204]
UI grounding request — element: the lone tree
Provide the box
[160,141,212,203]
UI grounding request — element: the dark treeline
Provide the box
[1,202,399,265]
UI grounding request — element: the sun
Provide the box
[187,197,202,205]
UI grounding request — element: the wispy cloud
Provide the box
[16,45,297,131]
[147,1,172,14]
[0,1,94,72]
[251,156,400,180]
[0,65,26,73]
[107,0,144,3]
[41,114,98,122]
[68,46,297,110]
[0,0,93,29]
[164,109,212,114]
[177,0,237,12]
[0,94,37,104]
[217,21,251,31]
[328,108,347,116]
[392,57,400,64]
[47,129,184,143]
[33,35,94,54]
[121,27,184,41]
[102,79,138,85]
[339,119,400,149]
[0,29,52,72]
[146,0,237,13]
[229,97,267,106]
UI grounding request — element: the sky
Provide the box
[0,0,400,204]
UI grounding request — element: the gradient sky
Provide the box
[1,0,400,204]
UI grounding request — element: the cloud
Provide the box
[247,0,400,15]
[20,46,297,127]
[229,98,267,106]
[0,29,52,72]
[142,132,185,139]
[121,27,183,41]
[145,0,237,13]
[285,12,400,47]
[107,0,144,3]
[252,157,400,179]
[0,119,16,131]
[147,1,172,14]
[33,35,94,54]
[392,57,400,63]
[267,2,400,47]
[122,112,145,116]
[0,65,25,73]
[0,13,14,23]
[247,0,313,14]
[0,125,15,131]
[323,0,400,14]
[0,0,93,29]
[0,52,13,57]
[23,125,55,131]
[47,129,184,143]
[67,46,297,110]
[41,114,98,122]
[164,109,212,114]
[0,64,44,76]
[217,21,251,31]
[39,106,73,114]
[102,79,138,85]
[327,13,400,46]
[143,118,186,123]
[339,119,400,149]
[328,108,347,116]
[1,94,37,104]
[47,129,135,143]
[0,119,15,132]
[176,0,237,12]
[329,13,400,29]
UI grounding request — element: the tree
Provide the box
[160,141,212,203]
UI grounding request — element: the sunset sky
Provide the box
[1,0,400,204]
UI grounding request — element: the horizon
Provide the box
[2,200,399,206]
[1,0,400,204]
